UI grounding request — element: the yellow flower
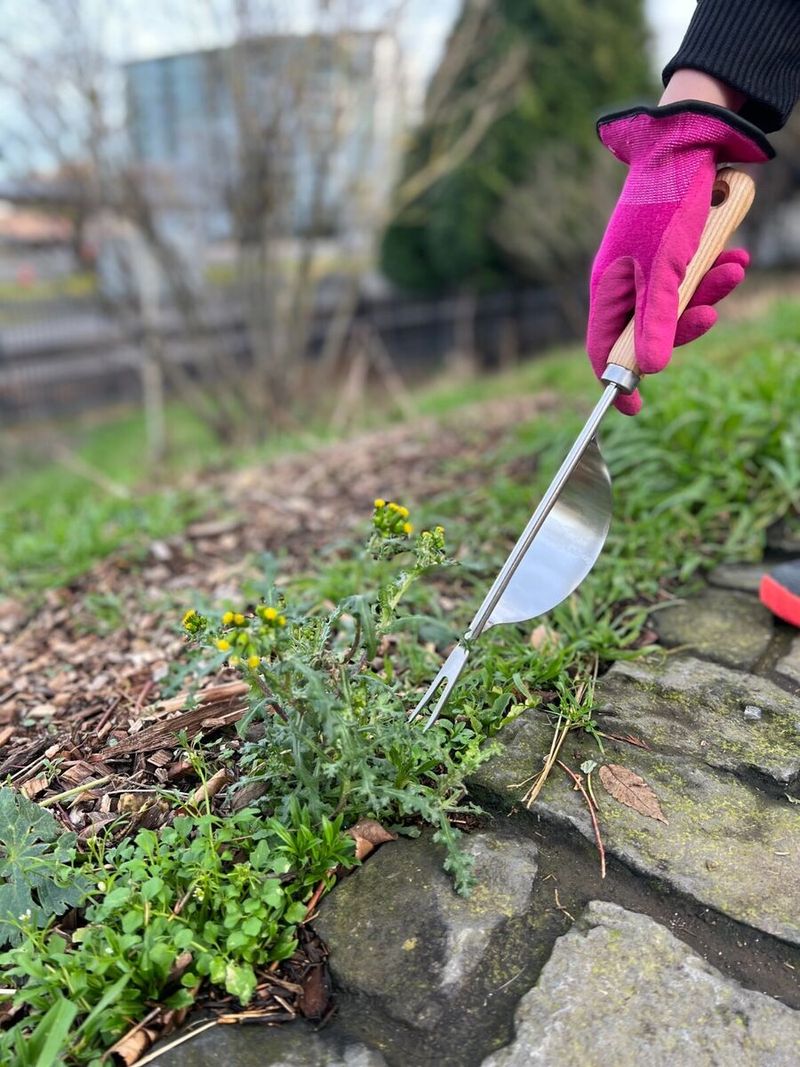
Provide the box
[182,609,196,627]
[388,502,399,512]
[435,525,445,535]
[247,654,260,668]
[216,638,230,652]
[397,505,410,519]
[263,606,278,621]
[228,655,240,667]
[374,498,386,509]
[234,613,245,626]
[222,611,234,626]
[403,522,413,535]
[278,615,287,627]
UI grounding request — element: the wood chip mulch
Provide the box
[0,392,557,819]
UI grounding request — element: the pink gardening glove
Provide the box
[587,104,772,414]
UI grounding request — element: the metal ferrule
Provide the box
[601,363,640,394]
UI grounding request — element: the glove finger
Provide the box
[614,387,641,416]
[674,305,717,346]
[686,248,748,309]
[634,266,680,376]
[586,258,636,380]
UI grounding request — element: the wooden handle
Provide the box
[607,167,756,375]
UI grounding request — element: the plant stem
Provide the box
[522,715,569,808]
[39,776,113,808]
[557,760,606,879]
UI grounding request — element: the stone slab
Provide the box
[483,901,800,1067]
[775,635,800,689]
[650,587,773,670]
[707,563,766,595]
[469,707,800,945]
[316,832,538,1033]
[597,654,800,784]
[153,1020,387,1066]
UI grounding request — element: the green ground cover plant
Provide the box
[1,301,799,1064]
[0,800,352,1064]
[185,505,499,894]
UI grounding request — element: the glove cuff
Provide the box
[597,102,774,165]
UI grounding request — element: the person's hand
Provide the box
[587,104,772,414]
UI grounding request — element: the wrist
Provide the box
[659,69,746,112]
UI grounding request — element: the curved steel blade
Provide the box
[484,436,612,629]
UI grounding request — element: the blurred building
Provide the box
[125,32,404,244]
[0,202,74,284]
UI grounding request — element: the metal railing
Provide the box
[0,287,572,423]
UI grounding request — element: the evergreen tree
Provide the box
[381,0,654,292]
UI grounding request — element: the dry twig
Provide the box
[557,760,606,879]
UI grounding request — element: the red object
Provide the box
[760,567,800,628]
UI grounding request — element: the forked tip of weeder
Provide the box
[407,643,471,731]
[421,675,458,732]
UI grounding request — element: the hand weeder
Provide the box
[410,167,755,731]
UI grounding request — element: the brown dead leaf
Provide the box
[298,963,331,1020]
[347,818,397,861]
[599,764,668,824]
[118,792,152,814]
[111,1026,158,1065]
[20,776,48,799]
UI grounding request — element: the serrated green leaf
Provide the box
[0,788,88,946]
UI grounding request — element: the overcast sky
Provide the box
[103,0,698,78]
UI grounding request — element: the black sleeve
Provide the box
[663,0,800,132]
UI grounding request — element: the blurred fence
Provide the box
[0,287,571,425]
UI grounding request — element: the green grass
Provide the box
[396,298,800,778]
[0,273,97,324]
[0,272,97,303]
[0,405,222,594]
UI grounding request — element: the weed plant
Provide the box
[184,505,499,894]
